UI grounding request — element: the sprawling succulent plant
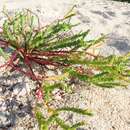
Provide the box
[0,8,130,130]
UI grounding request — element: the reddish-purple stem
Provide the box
[28,56,61,66]
[24,55,41,86]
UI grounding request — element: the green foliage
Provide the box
[63,52,130,88]
[35,106,92,130]
[2,10,35,49]
[56,107,93,116]
[36,111,49,130]
[0,7,130,130]
[0,47,9,59]
[43,82,72,102]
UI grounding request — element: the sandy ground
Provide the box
[0,0,130,130]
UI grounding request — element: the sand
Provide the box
[0,0,130,130]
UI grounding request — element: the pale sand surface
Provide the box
[0,0,130,130]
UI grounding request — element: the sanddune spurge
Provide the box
[0,8,130,130]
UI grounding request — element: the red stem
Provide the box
[29,51,70,57]
[24,55,41,86]
[28,56,61,66]
[0,51,18,69]
[10,63,42,81]
[0,61,9,69]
